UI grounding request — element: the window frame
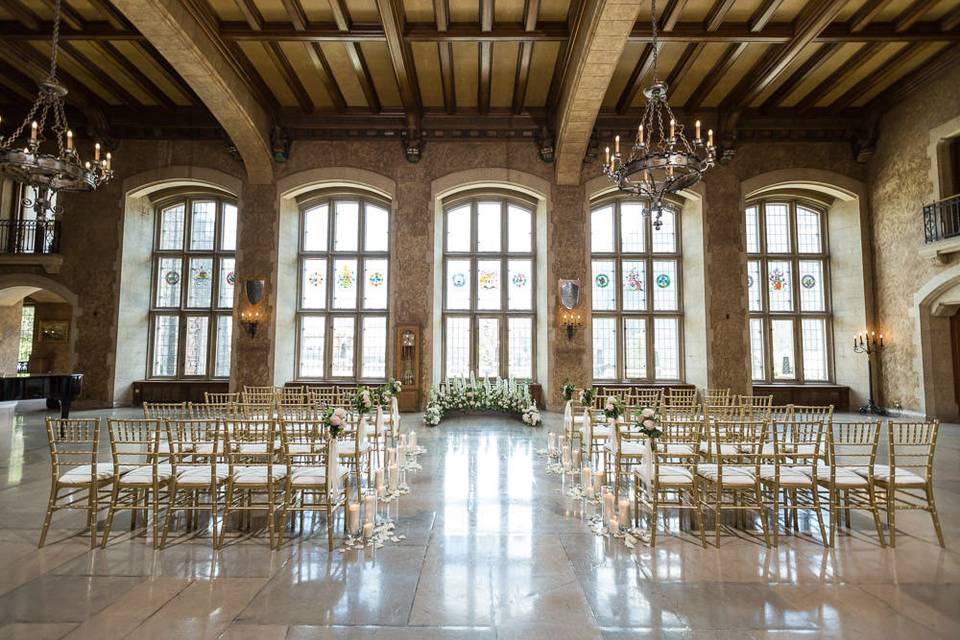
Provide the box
[441,194,538,380]
[746,197,834,383]
[147,194,236,380]
[294,192,392,382]
[589,196,685,383]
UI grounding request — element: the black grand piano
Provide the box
[0,374,83,418]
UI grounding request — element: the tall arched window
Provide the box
[296,194,390,380]
[150,195,237,378]
[442,195,536,379]
[746,199,832,382]
[590,199,682,381]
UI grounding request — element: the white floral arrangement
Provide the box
[423,375,539,427]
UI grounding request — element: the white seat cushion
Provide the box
[605,440,645,455]
[175,464,229,486]
[696,464,756,486]
[759,465,814,487]
[337,440,371,456]
[654,465,694,485]
[118,463,174,485]
[864,465,926,487]
[58,463,117,485]
[232,464,288,486]
[700,443,742,457]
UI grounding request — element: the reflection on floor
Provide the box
[0,404,958,639]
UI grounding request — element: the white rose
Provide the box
[641,408,654,418]
[643,418,655,429]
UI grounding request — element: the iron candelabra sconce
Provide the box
[854,330,887,416]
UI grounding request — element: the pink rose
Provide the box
[643,418,655,429]
[330,414,342,427]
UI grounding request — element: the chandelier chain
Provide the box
[48,0,62,82]
[650,0,659,81]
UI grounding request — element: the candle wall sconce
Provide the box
[559,309,584,340]
[558,278,583,339]
[239,278,266,337]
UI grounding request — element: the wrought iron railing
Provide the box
[924,194,960,244]
[0,219,61,254]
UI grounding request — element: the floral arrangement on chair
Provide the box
[579,387,595,408]
[353,386,373,417]
[636,406,662,438]
[423,376,541,427]
[320,406,349,438]
[603,396,626,421]
[561,380,576,402]
[371,378,403,405]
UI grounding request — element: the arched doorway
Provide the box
[916,267,960,420]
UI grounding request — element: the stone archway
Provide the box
[0,274,79,376]
[915,264,960,420]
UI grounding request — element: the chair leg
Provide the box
[326,500,334,552]
[160,490,176,549]
[714,487,722,547]
[925,483,945,547]
[756,486,770,548]
[828,487,837,548]
[770,484,779,547]
[101,484,121,548]
[692,484,706,548]
[88,484,98,548]
[867,485,885,548]
[38,483,58,548]
[648,490,658,547]
[886,486,896,548]
[811,485,828,547]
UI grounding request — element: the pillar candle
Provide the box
[603,490,615,526]
[388,463,398,492]
[365,494,377,524]
[387,447,396,465]
[610,515,619,532]
[348,503,360,535]
[409,431,417,448]
[585,482,595,500]
[548,432,556,453]
[572,447,581,469]
[399,433,407,446]
[363,522,373,541]
[618,498,629,527]
[562,445,571,471]
[398,445,407,466]
[375,468,383,492]
[581,465,591,489]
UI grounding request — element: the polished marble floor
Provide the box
[0,403,958,639]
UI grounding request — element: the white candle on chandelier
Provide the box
[66,129,73,150]
[605,146,610,168]
[669,118,675,139]
[638,124,643,144]
[94,142,101,161]
[614,135,620,155]
[84,161,91,169]
[708,129,714,147]
[106,152,112,170]
[30,121,38,142]
[695,120,701,141]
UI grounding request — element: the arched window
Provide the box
[746,199,832,382]
[441,195,536,379]
[296,194,390,380]
[149,195,237,378]
[589,199,682,381]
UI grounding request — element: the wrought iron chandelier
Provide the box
[0,0,114,217]
[602,0,715,229]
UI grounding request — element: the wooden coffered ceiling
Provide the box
[1,0,959,177]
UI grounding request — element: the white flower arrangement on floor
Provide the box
[424,375,541,427]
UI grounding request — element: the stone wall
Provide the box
[0,300,23,374]
[29,302,73,373]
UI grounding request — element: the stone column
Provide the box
[0,300,23,375]
[231,181,279,389]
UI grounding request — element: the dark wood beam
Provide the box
[329,0,351,30]
[95,41,176,108]
[704,0,736,32]
[59,41,141,108]
[374,0,422,114]
[665,42,704,93]
[796,42,884,111]
[0,58,40,102]
[895,0,939,32]
[0,42,99,109]
[685,42,747,109]
[513,0,540,114]
[760,42,841,109]
[225,40,281,113]
[479,0,493,113]
[832,42,931,110]
[265,42,314,112]
[132,41,198,105]
[849,0,893,33]
[616,43,659,113]
[748,0,786,32]
[722,0,847,110]
[85,0,130,30]
[660,0,690,32]
[305,42,347,112]
[944,6,960,31]
[434,0,449,31]
[232,0,264,31]
[37,0,83,30]
[434,0,454,114]
[6,0,41,30]
[869,43,960,109]
[329,0,380,113]
[280,0,309,31]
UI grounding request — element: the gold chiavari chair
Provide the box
[336,385,357,408]
[604,416,647,499]
[101,418,167,547]
[219,419,287,548]
[278,385,306,406]
[664,403,702,422]
[737,395,773,419]
[819,421,885,547]
[160,418,228,549]
[278,404,316,422]
[633,388,665,411]
[636,420,706,547]
[205,392,241,404]
[565,402,590,460]
[190,402,237,419]
[584,407,613,473]
[307,386,338,408]
[143,401,189,420]
[702,388,732,406]
[665,387,699,409]
[696,418,770,547]
[338,412,373,504]
[759,419,828,546]
[242,386,275,404]
[240,402,275,420]
[278,420,347,550]
[39,418,110,547]
[864,421,943,547]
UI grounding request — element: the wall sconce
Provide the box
[240,278,266,337]
[559,309,584,340]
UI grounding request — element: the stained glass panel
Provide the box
[592,260,616,311]
[750,318,765,380]
[771,319,796,380]
[508,317,533,379]
[748,260,762,311]
[592,317,617,380]
[299,315,325,377]
[189,201,216,250]
[445,316,471,378]
[745,205,760,254]
[624,317,647,379]
[801,318,828,381]
[767,260,793,312]
[507,259,532,310]
[477,317,500,377]
[159,204,185,250]
[476,259,501,310]
[186,258,213,308]
[798,260,825,311]
[152,315,179,377]
[446,205,470,251]
[218,257,235,308]
[764,203,790,253]
[361,316,387,378]
[651,208,676,253]
[155,257,182,307]
[591,206,614,253]
[183,316,209,376]
[334,201,359,251]
[330,316,355,376]
[653,317,679,379]
[363,258,388,309]
[301,258,327,309]
[652,260,678,311]
[303,204,329,251]
[620,202,644,252]
[214,315,232,377]
[621,260,646,311]
[332,258,358,309]
[508,205,532,253]
[477,202,501,252]
[446,258,471,310]
[221,204,237,251]
[796,206,822,253]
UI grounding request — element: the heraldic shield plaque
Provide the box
[559,279,581,310]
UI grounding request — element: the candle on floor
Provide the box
[603,491,615,526]
[409,431,417,448]
[348,502,360,535]
[548,432,556,453]
[562,445,571,471]
[609,515,619,532]
[363,521,373,541]
[594,470,604,493]
[388,463,398,492]
[375,468,383,492]
[618,498,629,527]
[398,445,407,466]
[585,482,595,500]
[572,447,581,469]
[581,465,591,490]
[387,447,397,465]
[365,493,377,524]
[399,433,407,447]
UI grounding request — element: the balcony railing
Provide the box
[0,219,61,255]
[924,195,960,244]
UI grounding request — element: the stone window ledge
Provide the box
[0,254,63,273]
[920,236,960,264]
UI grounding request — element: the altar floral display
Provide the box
[424,376,540,427]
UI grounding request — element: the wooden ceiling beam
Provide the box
[232,0,265,31]
[434,0,455,114]
[895,0,939,32]
[305,42,347,112]
[944,6,960,31]
[37,0,84,30]
[329,0,381,113]
[86,0,131,30]
[0,58,42,103]
[374,0,422,116]
[849,0,894,33]
[760,42,841,110]
[0,41,99,109]
[796,42,884,111]
[832,42,931,110]
[704,0,736,32]
[132,41,199,104]
[665,42,704,91]
[280,0,309,31]
[6,0,41,30]
[615,43,659,113]
[748,0,786,32]
[869,43,960,109]
[685,42,747,110]
[59,41,141,108]
[109,0,273,183]
[660,0,690,32]
[95,40,176,108]
[513,0,540,114]
[265,41,314,112]
[479,0,493,113]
